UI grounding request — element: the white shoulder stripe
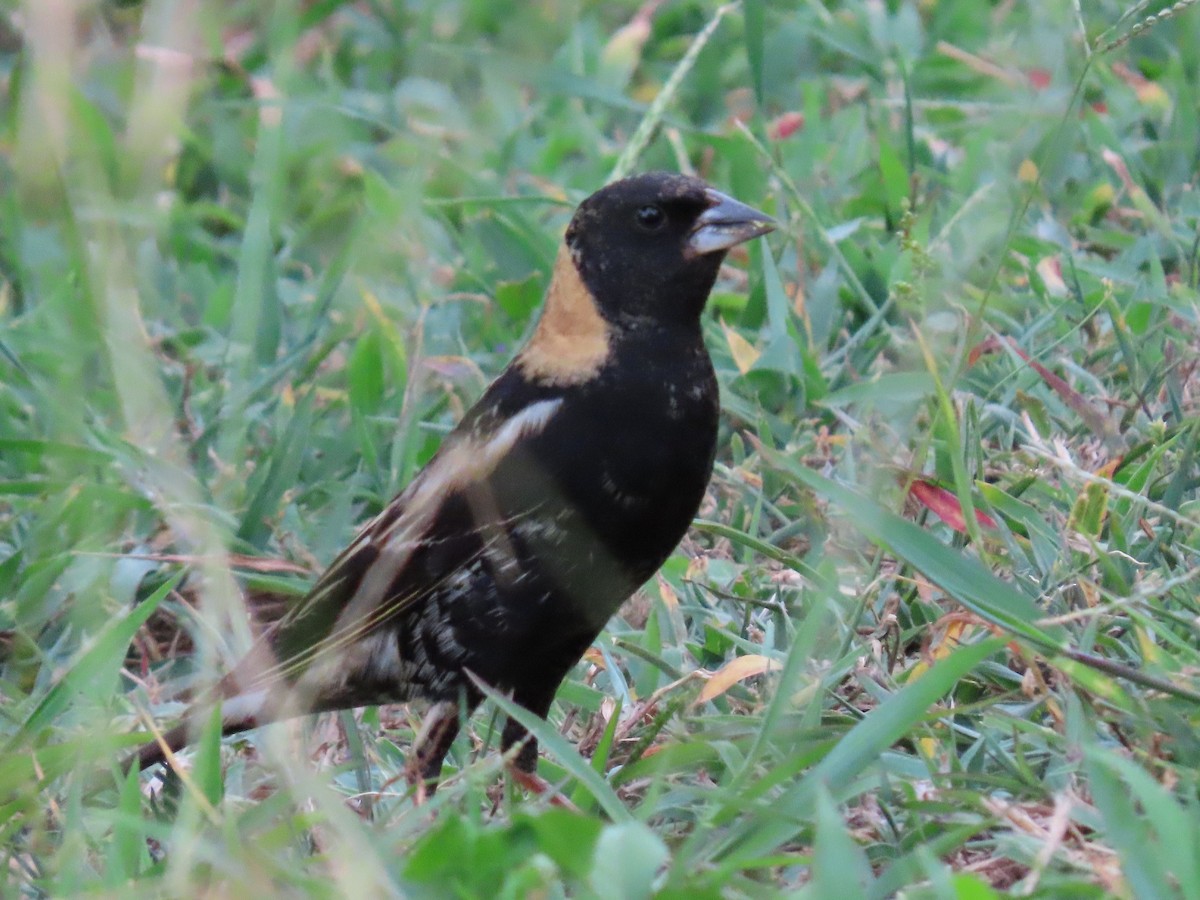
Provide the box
[486,398,563,458]
[323,396,564,646]
[396,397,564,522]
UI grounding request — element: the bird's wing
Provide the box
[220,393,567,707]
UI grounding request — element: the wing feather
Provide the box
[222,396,565,705]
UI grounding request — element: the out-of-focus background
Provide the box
[2,1,1199,895]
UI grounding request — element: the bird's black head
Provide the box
[565,172,775,329]
[515,173,774,386]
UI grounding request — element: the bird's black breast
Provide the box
[301,324,719,709]
[486,324,718,610]
[423,324,718,695]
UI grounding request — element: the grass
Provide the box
[1,0,1199,895]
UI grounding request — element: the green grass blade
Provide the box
[469,677,632,822]
[770,457,1065,651]
[716,637,1004,864]
[7,574,178,750]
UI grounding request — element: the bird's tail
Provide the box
[123,584,302,774]
[123,582,383,775]
[124,686,271,774]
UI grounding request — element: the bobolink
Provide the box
[132,172,775,795]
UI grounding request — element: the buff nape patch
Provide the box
[517,247,610,386]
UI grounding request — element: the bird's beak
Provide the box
[687,189,776,256]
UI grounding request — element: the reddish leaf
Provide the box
[967,336,1113,439]
[1026,68,1052,90]
[909,479,997,534]
[1018,353,1112,437]
[768,112,805,140]
[967,334,1004,367]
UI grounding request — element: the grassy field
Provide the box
[2,0,1200,895]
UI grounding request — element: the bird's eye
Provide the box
[635,204,666,232]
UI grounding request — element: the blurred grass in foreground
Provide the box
[1,0,1199,895]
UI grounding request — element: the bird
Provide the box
[129,171,775,797]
